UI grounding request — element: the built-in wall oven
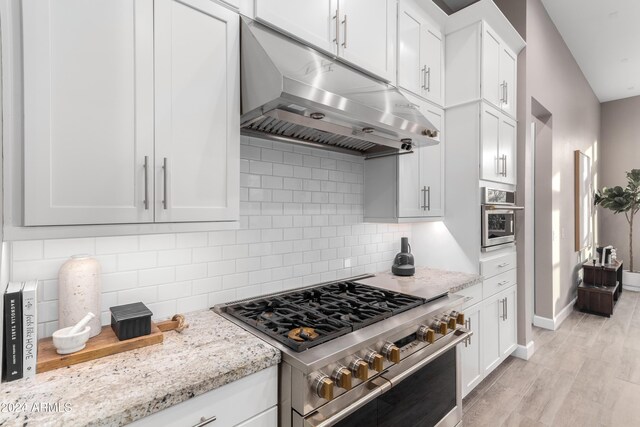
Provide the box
[481,188,524,251]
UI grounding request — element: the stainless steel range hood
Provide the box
[240,18,440,156]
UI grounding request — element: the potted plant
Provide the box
[594,169,640,289]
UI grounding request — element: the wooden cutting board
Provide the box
[37,323,163,373]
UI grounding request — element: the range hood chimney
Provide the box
[240,18,440,156]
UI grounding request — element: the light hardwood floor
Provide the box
[462,289,640,427]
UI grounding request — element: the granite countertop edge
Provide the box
[0,310,281,427]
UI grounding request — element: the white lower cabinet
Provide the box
[128,366,277,427]
[461,302,482,397]
[457,251,518,397]
[481,284,517,377]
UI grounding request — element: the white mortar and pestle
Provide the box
[52,312,95,354]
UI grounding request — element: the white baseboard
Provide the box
[512,340,535,360]
[532,297,577,331]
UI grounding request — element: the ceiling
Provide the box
[541,0,640,102]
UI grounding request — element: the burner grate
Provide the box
[225,281,425,352]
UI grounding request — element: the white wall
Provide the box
[9,137,412,338]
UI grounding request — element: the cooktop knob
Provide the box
[447,316,458,330]
[332,366,352,390]
[364,350,385,372]
[313,374,334,400]
[432,320,448,335]
[417,325,436,344]
[381,342,401,364]
[349,358,369,381]
[453,311,465,325]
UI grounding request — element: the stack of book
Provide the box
[2,280,38,382]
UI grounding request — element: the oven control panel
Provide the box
[308,309,465,402]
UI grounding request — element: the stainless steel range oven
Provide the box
[481,188,523,251]
[215,276,471,427]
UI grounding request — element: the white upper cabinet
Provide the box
[480,103,516,185]
[397,2,443,106]
[446,21,519,119]
[339,0,396,82]
[483,24,516,117]
[22,0,239,228]
[23,0,155,226]
[255,0,396,82]
[254,0,338,55]
[365,95,444,222]
[154,0,239,223]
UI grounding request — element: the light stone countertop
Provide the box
[357,267,482,299]
[0,310,280,427]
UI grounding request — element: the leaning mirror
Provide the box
[574,150,592,251]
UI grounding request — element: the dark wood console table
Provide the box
[576,260,623,317]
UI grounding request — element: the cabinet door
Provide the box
[500,47,516,118]
[421,106,444,217]
[480,105,501,182]
[499,115,517,185]
[461,302,482,397]
[339,0,396,82]
[481,25,501,109]
[254,0,338,55]
[421,27,443,106]
[397,144,422,218]
[499,286,517,358]
[154,0,240,223]
[23,0,154,226]
[397,4,422,96]
[481,294,501,376]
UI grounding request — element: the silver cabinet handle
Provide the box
[463,296,473,302]
[498,262,510,268]
[499,82,505,103]
[464,318,471,346]
[498,280,509,286]
[499,298,506,321]
[341,15,347,48]
[421,65,427,90]
[426,67,431,92]
[421,186,427,210]
[162,157,168,210]
[504,82,508,104]
[503,155,507,177]
[333,9,339,46]
[143,156,149,210]
[426,186,431,211]
[503,298,508,321]
[193,415,216,427]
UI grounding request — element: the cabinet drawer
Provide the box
[480,252,516,279]
[128,366,277,427]
[455,283,483,310]
[483,269,517,299]
[236,406,277,427]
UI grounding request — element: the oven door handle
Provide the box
[383,328,472,387]
[304,377,391,427]
[483,205,525,211]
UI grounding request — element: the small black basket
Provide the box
[110,302,153,341]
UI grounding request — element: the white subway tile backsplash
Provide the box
[96,236,139,255]
[139,267,175,287]
[12,240,44,261]
[103,271,138,292]
[13,138,408,337]
[158,281,192,301]
[139,234,175,251]
[43,238,95,259]
[118,251,157,272]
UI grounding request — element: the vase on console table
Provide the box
[58,254,102,337]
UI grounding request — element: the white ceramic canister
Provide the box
[58,254,102,337]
